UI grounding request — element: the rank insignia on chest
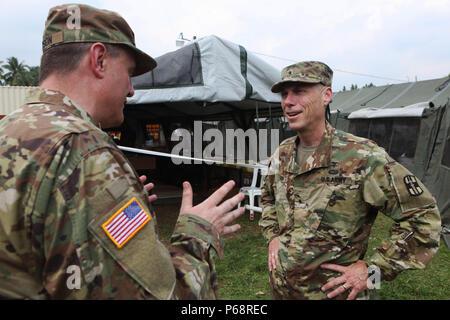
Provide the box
[102,197,151,248]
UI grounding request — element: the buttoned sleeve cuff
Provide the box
[263,231,279,246]
[171,214,224,259]
[365,251,397,282]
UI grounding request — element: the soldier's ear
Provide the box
[89,42,107,79]
[323,86,333,106]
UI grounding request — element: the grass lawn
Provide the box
[154,202,450,300]
[367,214,450,300]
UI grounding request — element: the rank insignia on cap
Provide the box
[403,175,424,197]
[102,197,151,248]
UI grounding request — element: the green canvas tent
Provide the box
[127,34,283,122]
[120,35,284,160]
[329,76,450,248]
[113,35,285,190]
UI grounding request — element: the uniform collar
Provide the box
[286,121,334,174]
[25,88,97,127]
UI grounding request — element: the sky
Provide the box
[1,0,449,92]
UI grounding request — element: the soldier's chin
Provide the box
[288,121,304,132]
[103,116,124,129]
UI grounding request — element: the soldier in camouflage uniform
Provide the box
[259,61,441,300]
[0,4,245,299]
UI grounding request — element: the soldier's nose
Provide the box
[283,92,296,107]
[127,79,135,98]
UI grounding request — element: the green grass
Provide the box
[154,205,450,300]
[366,214,450,300]
[216,219,270,300]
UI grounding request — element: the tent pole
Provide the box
[269,104,272,131]
[256,101,259,163]
[256,101,259,131]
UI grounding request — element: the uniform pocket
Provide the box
[316,184,362,247]
[292,183,334,233]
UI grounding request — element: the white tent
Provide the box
[347,102,432,119]
[126,35,282,120]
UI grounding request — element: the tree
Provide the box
[24,66,40,86]
[0,60,3,85]
[342,83,375,92]
[2,57,27,85]
[1,57,39,86]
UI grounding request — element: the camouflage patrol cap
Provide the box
[271,61,333,93]
[42,4,156,76]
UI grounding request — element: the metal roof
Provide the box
[0,86,35,116]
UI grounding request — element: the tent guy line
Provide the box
[117,146,268,170]
[117,146,265,213]
[250,51,407,83]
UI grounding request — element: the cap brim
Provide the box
[270,81,285,93]
[271,78,322,93]
[129,46,157,77]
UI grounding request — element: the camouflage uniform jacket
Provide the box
[0,89,223,299]
[259,122,441,299]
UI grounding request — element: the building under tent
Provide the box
[128,34,282,121]
[329,76,450,248]
[117,35,287,198]
[0,86,34,119]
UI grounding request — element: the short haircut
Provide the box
[39,42,122,84]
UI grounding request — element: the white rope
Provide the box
[118,146,267,170]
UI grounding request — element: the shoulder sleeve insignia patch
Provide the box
[387,163,435,212]
[403,175,424,196]
[102,197,151,248]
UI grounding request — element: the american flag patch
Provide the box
[102,197,151,248]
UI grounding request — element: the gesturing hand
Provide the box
[320,260,369,300]
[179,180,246,236]
[139,175,157,204]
